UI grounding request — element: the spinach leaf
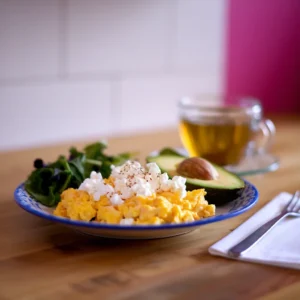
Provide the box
[68,156,85,184]
[25,167,71,207]
[110,152,133,165]
[84,142,107,159]
[159,147,186,157]
[69,146,83,160]
[24,141,135,207]
[83,142,107,177]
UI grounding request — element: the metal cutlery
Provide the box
[228,190,300,258]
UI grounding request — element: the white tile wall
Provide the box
[118,75,221,133]
[0,0,60,80]
[0,0,226,151]
[174,0,226,74]
[0,82,111,150]
[68,0,172,73]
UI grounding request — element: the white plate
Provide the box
[14,181,258,239]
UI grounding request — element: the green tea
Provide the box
[179,118,252,166]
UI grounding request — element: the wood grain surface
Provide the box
[1,115,300,300]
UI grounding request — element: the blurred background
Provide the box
[0,0,299,151]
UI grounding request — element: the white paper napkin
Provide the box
[209,192,300,270]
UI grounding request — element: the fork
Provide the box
[228,191,300,258]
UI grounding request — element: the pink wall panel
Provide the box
[226,0,300,113]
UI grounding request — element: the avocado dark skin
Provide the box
[186,183,244,206]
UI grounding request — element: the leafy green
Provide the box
[24,142,135,207]
[158,147,186,157]
[85,142,106,159]
[25,166,72,207]
[68,156,85,183]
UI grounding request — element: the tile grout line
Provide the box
[219,0,230,95]
[57,0,68,79]
[163,0,178,73]
[0,70,218,88]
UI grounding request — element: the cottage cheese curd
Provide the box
[79,161,187,203]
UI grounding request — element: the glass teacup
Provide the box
[178,95,275,166]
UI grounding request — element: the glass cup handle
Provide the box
[257,119,276,153]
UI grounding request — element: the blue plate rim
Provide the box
[14,180,259,231]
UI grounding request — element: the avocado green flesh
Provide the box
[147,154,245,205]
[147,155,244,189]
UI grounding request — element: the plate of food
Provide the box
[14,143,259,239]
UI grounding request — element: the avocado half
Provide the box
[146,154,245,206]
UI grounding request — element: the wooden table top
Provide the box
[1,115,300,300]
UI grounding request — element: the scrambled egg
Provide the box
[54,189,96,221]
[54,187,215,225]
